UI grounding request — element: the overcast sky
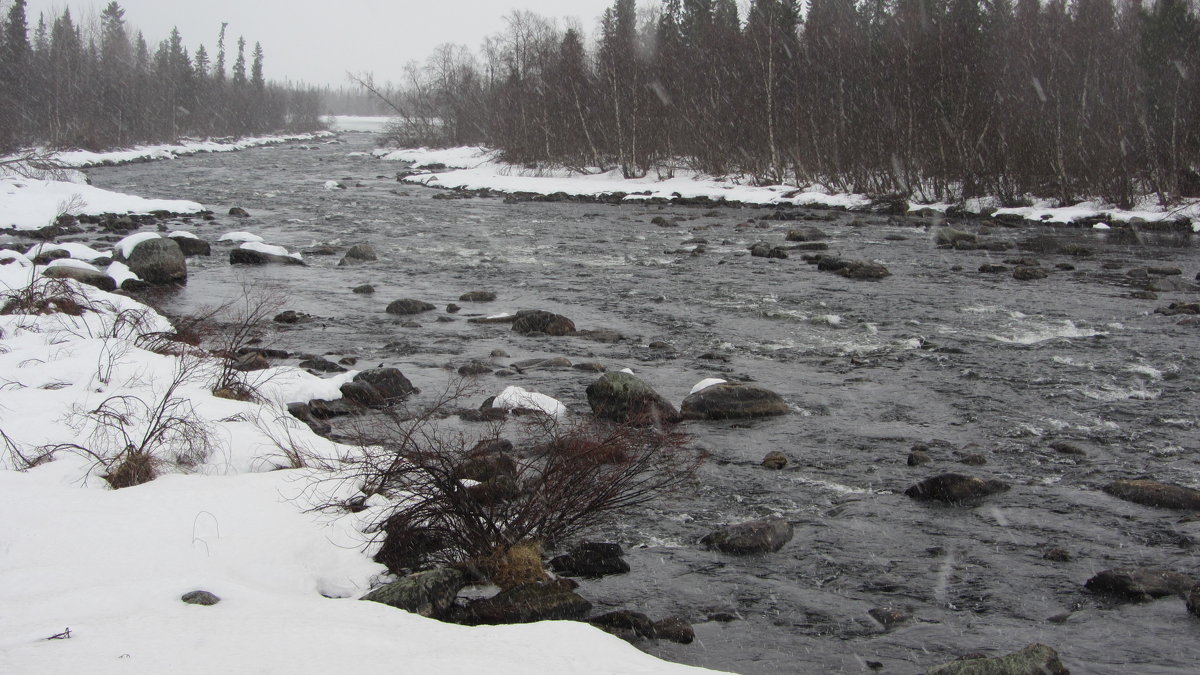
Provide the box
[22,0,618,86]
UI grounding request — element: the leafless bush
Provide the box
[329,381,704,579]
[0,277,92,319]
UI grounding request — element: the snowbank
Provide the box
[0,269,719,675]
[18,132,336,169]
[326,115,398,133]
[0,177,204,231]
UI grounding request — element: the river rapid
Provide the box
[84,133,1200,674]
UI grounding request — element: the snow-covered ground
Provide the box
[375,145,1200,230]
[0,259,721,674]
[8,132,336,169]
[326,115,398,133]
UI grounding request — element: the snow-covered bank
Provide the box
[12,131,336,169]
[326,115,398,133]
[377,145,1200,230]
[0,267,721,674]
[0,173,204,231]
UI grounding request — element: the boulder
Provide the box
[122,238,187,284]
[511,310,576,336]
[1103,480,1200,510]
[41,265,117,292]
[229,207,250,217]
[925,644,1068,675]
[681,383,789,420]
[652,616,696,644]
[1085,567,1195,602]
[340,367,418,407]
[233,352,270,372]
[338,243,378,265]
[905,473,1010,504]
[386,298,436,315]
[170,236,211,257]
[934,228,977,248]
[762,451,788,470]
[1012,266,1048,281]
[286,402,332,435]
[586,372,682,425]
[786,227,828,242]
[549,543,630,579]
[229,247,304,266]
[837,260,891,280]
[298,356,346,373]
[868,607,910,629]
[701,518,794,554]
[590,611,657,641]
[908,449,933,466]
[361,568,466,619]
[456,582,592,625]
[352,284,375,294]
[459,290,498,302]
[750,243,788,259]
[181,590,221,606]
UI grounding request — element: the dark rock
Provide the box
[457,361,493,377]
[181,590,221,606]
[585,372,682,425]
[511,310,576,336]
[228,207,250,217]
[591,611,656,641]
[306,398,364,420]
[1188,585,1200,619]
[298,356,346,373]
[273,310,308,324]
[905,473,1010,504]
[652,616,695,644]
[1103,479,1200,510]
[340,368,417,407]
[681,383,789,420]
[229,247,304,266]
[1043,548,1071,562]
[233,352,270,372]
[573,362,606,373]
[549,543,630,579]
[908,449,933,466]
[170,236,211,257]
[574,328,623,343]
[41,265,117,291]
[786,227,828,242]
[925,644,1068,675]
[1013,266,1048,281]
[749,242,788,259]
[338,243,378,265]
[979,263,1009,273]
[511,357,572,371]
[446,303,461,313]
[121,238,188,283]
[459,290,498,302]
[935,228,977,248]
[1149,266,1182,276]
[32,249,71,265]
[1085,567,1195,601]
[650,216,676,227]
[455,447,516,483]
[304,244,339,256]
[1147,278,1200,292]
[837,260,891,280]
[1128,290,1158,300]
[868,606,910,629]
[1155,302,1200,316]
[361,568,466,619]
[1049,441,1086,456]
[286,402,332,435]
[959,453,988,466]
[456,582,592,625]
[701,518,794,554]
[386,298,436,315]
[352,284,375,295]
[762,451,788,470]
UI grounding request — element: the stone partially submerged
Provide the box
[905,473,1010,504]
[680,383,789,420]
[1103,480,1200,510]
[924,643,1068,675]
[701,518,794,554]
[360,568,466,619]
[586,372,681,425]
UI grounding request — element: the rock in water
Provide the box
[360,568,466,619]
[924,644,1068,675]
[456,582,592,625]
[338,243,378,265]
[340,367,418,407]
[511,310,576,336]
[549,543,630,579]
[459,290,497,302]
[41,265,117,291]
[652,616,696,644]
[1187,585,1200,619]
[1103,480,1200,510]
[1085,568,1195,601]
[123,238,187,284]
[385,298,435,315]
[701,518,794,554]
[680,383,789,420]
[229,248,304,266]
[837,260,891,280]
[586,372,681,425]
[762,451,788,470]
[905,473,1010,504]
[169,235,211,257]
[590,611,657,641]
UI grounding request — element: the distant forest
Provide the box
[0,1,324,152]
[385,0,1200,206]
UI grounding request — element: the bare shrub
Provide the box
[0,277,92,318]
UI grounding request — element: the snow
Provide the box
[115,232,162,259]
[25,242,106,262]
[323,180,341,190]
[0,177,204,231]
[381,145,496,169]
[105,261,139,288]
[240,241,303,261]
[491,386,567,418]
[169,230,200,239]
[689,378,727,395]
[14,132,336,169]
[219,231,264,243]
[43,258,100,273]
[0,265,718,674]
[325,116,397,133]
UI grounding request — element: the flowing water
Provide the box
[83,134,1200,673]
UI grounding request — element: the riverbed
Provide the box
[85,133,1200,674]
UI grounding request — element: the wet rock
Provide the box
[749,242,788,259]
[1187,585,1200,619]
[352,284,375,294]
[701,517,794,554]
[228,207,250,217]
[650,216,676,227]
[1149,266,1182,276]
[340,367,418,407]
[457,361,493,377]
[338,243,377,265]
[762,451,788,470]
[1128,290,1158,300]
[1012,266,1048,281]
[1103,479,1200,510]
[466,475,521,506]
[925,644,1068,675]
[1085,567,1195,601]
[959,453,988,466]
[837,260,891,280]
[573,362,606,373]
[1043,548,1071,562]
[868,606,910,629]
[550,543,630,579]
[455,443,516,483]
[456,582,592,625]
[41,265,117,292]
[586,372,681,425]
[979,263,1009,273]
[304,244,339,256]
[273,310,309,324]
[361,568,465,619]
[233,352,270,372]
[286,402,331,435]
[681,383,789,420]
[512,357,572,371]
[306,398,364,420]
[298,356,346,373]
[459,290,497,302]
[511,310,576,336]
[229,247,304,266]
[1155,302,1200,316]
[908,449,933,466]
[386,298,436,315]
[1147,278,1200,293]
[170,235,211,256]
[652,616,695,644]
[786,227,828,242]
[905,473,1010,504]
[935,228,977,248]
[575,328,624,343]
[181,590,221,606]
[120,238,187,284]
[1049,441,1086,457]
[590,611,656,641]
[31,249,70,266]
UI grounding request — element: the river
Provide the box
[85,133,1200,674]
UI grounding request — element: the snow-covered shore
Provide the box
[376,145,1200,231]
[17,131,336,169]
[0,259,721,674]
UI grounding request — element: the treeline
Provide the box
[0,1,324,152]
[391,0,1200,206]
